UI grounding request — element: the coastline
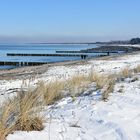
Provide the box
[1,50,140,140]
[0,51,140,80]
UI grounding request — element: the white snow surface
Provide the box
[0,53,140,140]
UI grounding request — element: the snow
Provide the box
[112,44,140,48]
[7,76,140,140]
[0,53,140,140]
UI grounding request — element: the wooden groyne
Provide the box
[0,61,48,66]
[56,51,82,53]
[7,53,88,57]
[56,50,119,53]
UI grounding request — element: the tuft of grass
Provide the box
[88,72,108,89]
[67,75,90,96]
[101,75,115,101]
[38,75,91,104]
[134,65,140,73]
[38,81,65,105]
[13,89,44,131]
[37,72,116,102]
[88,72,116,101]
[117,65,140,82]
[0,87,45,139]
[0,100,16,140]
[119,67,133,79]
[15,117,44,131]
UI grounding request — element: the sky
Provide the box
[0,0,140,43]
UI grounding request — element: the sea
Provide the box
[0,43,99,69]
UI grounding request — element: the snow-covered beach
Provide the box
[0,52,140,140]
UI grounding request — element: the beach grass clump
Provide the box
[88,72,108,89]
[101,75,116,101]
[0,87,45,139]
[133,65,140,73]
[37,73,114,102]
[37,80,65,105]
[116,65,140,82]
[15,116,44,131]
[0,100,16,140]
[13,89,44,131]
[67,74,90,96]
[87,72,116,101]
[119,67,133,80]
[37,75,91,102]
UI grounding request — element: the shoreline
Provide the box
[1,50,140,140]
[0,51,140,80]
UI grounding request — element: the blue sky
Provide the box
[0,0,140,43]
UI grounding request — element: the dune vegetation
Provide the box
[0,64,140,140]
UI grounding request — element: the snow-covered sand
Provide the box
[0,53,140,140]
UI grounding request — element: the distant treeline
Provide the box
[103,37,140,45]
[129,38,140,44]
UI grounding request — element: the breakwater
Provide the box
[7,53,88,57]
[0,61,48,66]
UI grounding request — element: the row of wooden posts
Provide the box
[0,61,48,66]
[0,51,113,66]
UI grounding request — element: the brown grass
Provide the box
[119,67,133,79]
[13,89,44,131]
[37,80,65,105]
[0,100,16,140]
[67,75,90,97]
[134,65,140,73]
[101,75,115,101]
[116,65,140,82]
[37,75,91,104]
[88,72,108,89]
[0,87,45,139]
[37,72,116,103]
[15,117,44,131]
[67,72,115,101]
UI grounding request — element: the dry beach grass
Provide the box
[0,89,44,140]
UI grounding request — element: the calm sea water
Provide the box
[0,44,98,69]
